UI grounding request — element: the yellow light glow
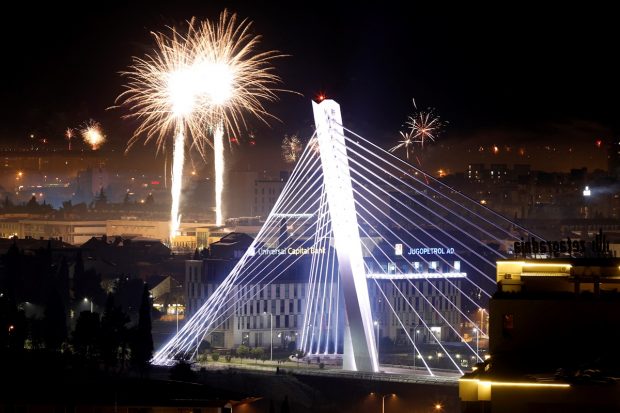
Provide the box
[501,261,572,269]
[459,378,569,388]
[522,262,571,269]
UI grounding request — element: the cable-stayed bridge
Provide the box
[153,100,539,376]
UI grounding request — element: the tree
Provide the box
[114,276,144,314]
[169,358,197,382]
[56,257,71,308]
[74,250,105,307]
[74,268,105,306]
[73,310,100,360]
[211,353,220,362]
[2,195,13,208]
[27,318,45,350]
[74,250,85,281]
[0,293,26,351]
[43,287,67,351]
[94,188,107,208]
[2,241,21,300]
[251,347,265,361]
[196,352,210,364]
[130,284,153,372]
[100,294,129,370]
[237,344,249,359]
[26,195,39,210]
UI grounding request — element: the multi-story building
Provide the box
[460,237,620,412]
[184,232,465,351]
[253,175,287,219]
[7,219,107,245]
[467,163,486,182]
[226,170,289,220]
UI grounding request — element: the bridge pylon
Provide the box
[312,99,379,372]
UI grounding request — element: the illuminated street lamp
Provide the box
[370,393,396,413]
[382,393,395,413]
[83,297,93,312]
[374,320,380,361]
[263,311,273,361]
[473,328,479,357]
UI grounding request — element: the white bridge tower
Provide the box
[312,99,379,372]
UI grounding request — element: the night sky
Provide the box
[1,2,618,172]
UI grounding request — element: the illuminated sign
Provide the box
[248,247,326,256]
[408,247,455,255]
[394,243,403,256]
[513,232,610,258]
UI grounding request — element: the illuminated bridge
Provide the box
[153,100,539,376]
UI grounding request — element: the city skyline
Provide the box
[3,5,620,413]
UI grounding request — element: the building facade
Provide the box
[184,233,465,352]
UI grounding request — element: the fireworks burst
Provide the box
[389,130,419,159]
[117,11,284,238]
[65,127,74,150]
[392,99,444,159]
[81,120,105,150]
[391,99,445,185]
[407,107,443,147]
[282,134,303,163]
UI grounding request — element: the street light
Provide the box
[381,393,395,413]
[175,303,179,333]
[373,320,380,359]
[473,328,479,357]
[83,297,93,312]
[413,326,420,373]
[263,311,273,361]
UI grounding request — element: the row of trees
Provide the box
[235,345,265,360]
[73,286,153,372]
[1,284,153,372]
[1,242,107,310]
[1,240,153,373]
